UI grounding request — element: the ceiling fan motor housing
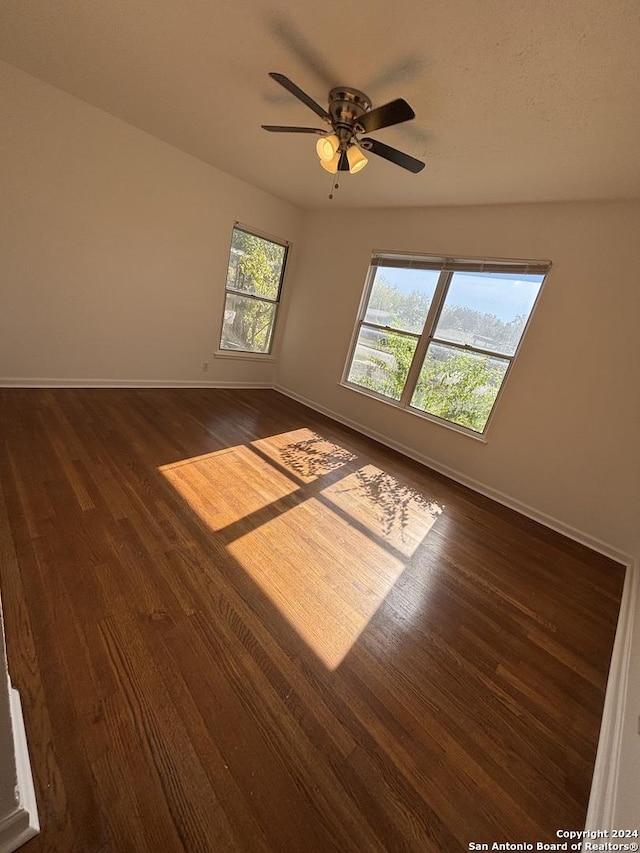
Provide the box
[328,87,372,144]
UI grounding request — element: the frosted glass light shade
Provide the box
[316,134,340,162]
[347,146,368,174]
[320,152,340,174]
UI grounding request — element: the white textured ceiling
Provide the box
[1,0,639,210]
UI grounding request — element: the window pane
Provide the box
[434,272,543,356]
[220,293,276,353]
[347,327,418,401]
[364,266,439,334]
[227,228,286,300]
[411,343,509,433]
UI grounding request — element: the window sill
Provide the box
[214,349,276,362]
[339,381,489,443]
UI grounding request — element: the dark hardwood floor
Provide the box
[0,388,624,852]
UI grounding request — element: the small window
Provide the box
[218,225,289,355]
[343,253,550,435]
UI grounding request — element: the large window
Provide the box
[219,225,289,355]
[343,253,551,435]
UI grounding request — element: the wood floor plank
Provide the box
[0,481,77,853]
[0,388,625,852]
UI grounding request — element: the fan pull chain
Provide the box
[328,173,340,200]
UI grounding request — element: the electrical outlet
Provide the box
[202,361,209,372]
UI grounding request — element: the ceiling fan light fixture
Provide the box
[347,146,368,174]
[263,73,426,181]
[319,151,340,174]
[316,134,340,162]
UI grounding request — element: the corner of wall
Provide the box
[0,688,39,853]
[0,597,38,853]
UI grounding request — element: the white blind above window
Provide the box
[371,253,552,276]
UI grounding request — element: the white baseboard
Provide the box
[585,559,639,831]
[0,689,39,853]
[274,384,631,567]
[0,377,272,389]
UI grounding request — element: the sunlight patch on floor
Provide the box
[321,464,442,559]
[159,444,297,531]
[251,428,357,483]
[226,497,405,669]
[160,430,444,669]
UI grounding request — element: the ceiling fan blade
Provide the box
[268,72,330,122]
[361,138,425,173]
[358,98,415,134]
[262,125,327,134]
[338,150,349,172]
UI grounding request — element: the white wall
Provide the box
[277,202,640,562]
[0,61,303,387]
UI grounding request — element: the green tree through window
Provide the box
[345,255,549,434]
[220,226,289,354]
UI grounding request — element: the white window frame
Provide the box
[216,222,290,359]
[341,251,552,438]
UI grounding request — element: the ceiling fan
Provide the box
[262,72,425,176]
